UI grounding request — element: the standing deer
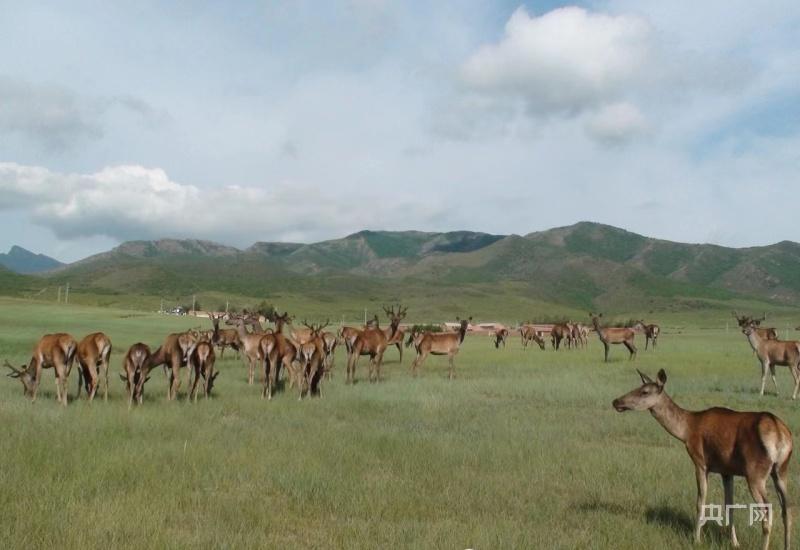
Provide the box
[226,314,268,385]
[734,312,778,341]
[4,333,77,405]
[189,339,218,401]
[613,369,792,550]
[294,320,328,398]
[383,305,407,363]
[76,332,112,401]
[633,320,661,350]
[590,313,637,362]
[340,315,380,355]
[261,311,297,400]
[550,323,571,350]
[208,312,241,359]
[493,327,509,349]
[149,330,198,400]
[742,322,800,398]
[321,331,338,380]
[346,317,388,384]
[410,317,471,379]
[120,342,152,407]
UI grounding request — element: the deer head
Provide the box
[5,360,36,396]
[612,369,667,412]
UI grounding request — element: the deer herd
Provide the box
[4,306,798,547]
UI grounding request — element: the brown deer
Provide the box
[520,325,546,350]
[550,323,571,350]
[346,317,388,384]
[589,313,636,362]
[742,322,800,398]
[321,331,338,379]
[493,327,509,349]
[410,317,471,379]
[382,305,407,363]
[119,342,152,407]
[4,333,77,405]
[734,312,778,341]
[76,332,112,402]
[261,311,297,400]
[208,312,241,359]
[188,339,218,401]
[633,320,660,350]
[613,369,792,549]
[226,314,268,385]
[149,330,198,400]
[294,320,328,398]
[339,315,380,355]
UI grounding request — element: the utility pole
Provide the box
[57,286,61,303]
[192,294,196,314]
[226,300,229,313]
[65,283,69,304]
[364,308,367,325]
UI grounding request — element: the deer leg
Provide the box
[397,342,403,363]
[760,361,768,396]
[448,353,455,380]
[88,363,99,402]
[603,342,610,362]
[102,359,109,402]
[769,365,779,396]
[746,475,772,550]
[694,466,708,543]
[190,365,200,402]
[723,475,740,548]
[771,463,791,550]
[626,340,637,360]
[76,366,84,399]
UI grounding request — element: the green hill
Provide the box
[4,222,800,316]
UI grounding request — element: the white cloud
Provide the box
[460,7,652,114]
[584,102,649,144]
[0,162,444,246]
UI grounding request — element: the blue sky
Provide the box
[0,1,798,261]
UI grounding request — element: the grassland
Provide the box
[1,297,799,548]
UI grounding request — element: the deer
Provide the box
[75,332,112,402]
[321,330,338,380]
[208,312,241,359]
[589,313,636,362]
[261,311,297,400]
[226,313,269,385]
[570,323,587,349]
[119,342,152,407]
[410,317,471,380]
[633,320,661,350]
[4,333,77,406]
[493,327,509,349]
[550,323,571,350]
[149,330,199,400]
[734,312,778,341]
[520,325,546,350]
[613,369,792,550]
[346,316,388,384]
[742,321,800,398]
[382,304,408,363]
[188,339,218,401]
[293,320,329,398]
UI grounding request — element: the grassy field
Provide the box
[1,297,799,548]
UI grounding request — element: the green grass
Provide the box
[0,297,798,548]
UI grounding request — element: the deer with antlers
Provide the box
[4,333,77,405]
[346,316,388,384]
[633,320,660,350]
[410,317,471,379]
[226,313,269,385]
[75,332,112,402]
[613,369,792,549]
[208,312,241,359]
[260,311,297,400]
[188,337,218,402]
[741,321,800,398]
[734,312,778,341]
[590,313,637,362]
[293,320,329,398]
[119,343,152,407]
[382,305,408,362]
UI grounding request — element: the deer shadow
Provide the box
[645,505,727,545]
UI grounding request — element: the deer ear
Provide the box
[637,369,653,385]
[656,369,667,387]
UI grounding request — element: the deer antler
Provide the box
[3,360,22,376]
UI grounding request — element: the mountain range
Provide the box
[0,245,63,274]
[3,222,800,313]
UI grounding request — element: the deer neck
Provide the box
[745,331,761,353]
[649,393,690,443]
[459,325,467,343]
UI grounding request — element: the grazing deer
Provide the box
[633,320,661,350]
[76,332,112,402]
[189,339,218,401]
[550,323,571,350]
[589,313,636,362]
[149,330,198,400]
[208,313,241,359]
[520,325,546,350]
[493,327,509,349]
[119,342,152,407]
[383,305,408,363]
[734,312,778,341]
[742,322,800,398]
[613,369,792,550]
[346,317,388,384]
[410,317,471,379]
[4,333,77,405]
[226,314,268,385]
